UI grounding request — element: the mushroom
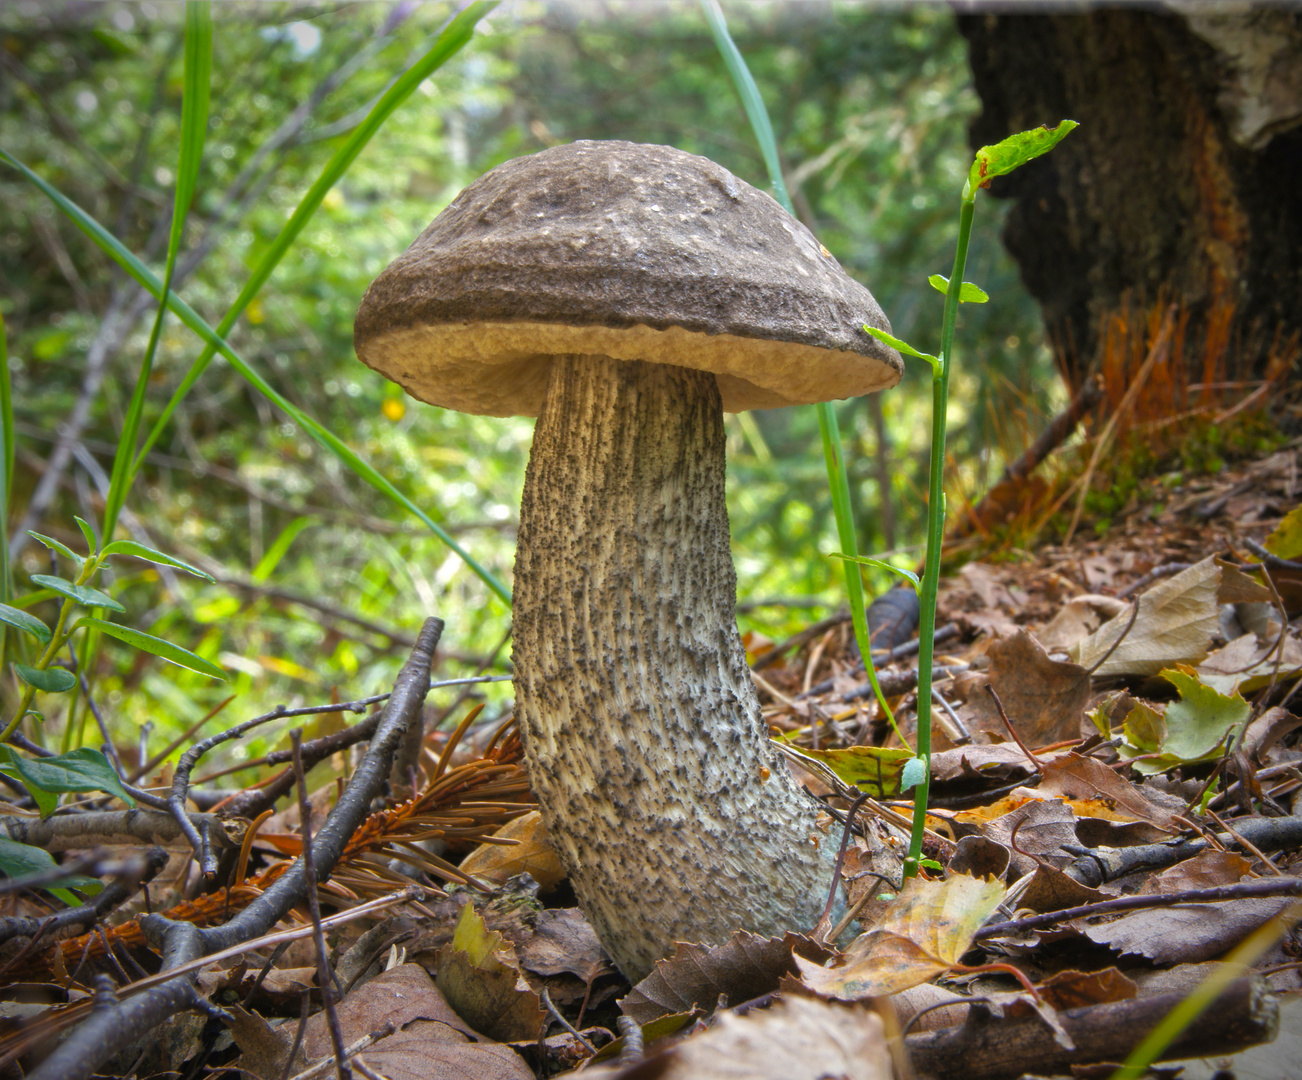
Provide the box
[355,140,902,979]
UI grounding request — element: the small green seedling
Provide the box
[862,120,1078,877]
[0,519,224,813]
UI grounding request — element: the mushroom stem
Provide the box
[513,355,837,979]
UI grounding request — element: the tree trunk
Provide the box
[957,6,1302,391]
[512,356,837,980]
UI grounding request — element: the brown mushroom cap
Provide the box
[354,140,902,416]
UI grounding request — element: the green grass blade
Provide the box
[702,0,898,732]
[700,0,788,210]
[0,313,12,613]
[132,0,497,477]
[102,1,213,543]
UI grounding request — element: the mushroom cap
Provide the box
[354,140,902,416]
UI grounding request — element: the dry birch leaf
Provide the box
[794,874,1004,1000]
[1070,556,1221,676]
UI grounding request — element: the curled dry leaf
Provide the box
[586,995,891,1080]
[620,931,834,1026]
[458,809,566,890]
[794,874,1005,1001]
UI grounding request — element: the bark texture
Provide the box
[512,356,836,979]
[958,7,1302,389]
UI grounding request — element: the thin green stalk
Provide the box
[702,0,898,735]
[905,194,975,874]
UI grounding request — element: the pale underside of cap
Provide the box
[354,140,902,417]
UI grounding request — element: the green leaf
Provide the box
[0,836,102,902]
[786,744,917,798]
[78,617,225,680]
[72,517,99,555]
[927,274,989,303]
[29,575,125,614]
[863,326,939,367]
[901,756,928,791]
[700,0,790,213]
[828,553,920,587]
[1119,667,1251,775]
[0,603,51,644]
[250,516,311,584]
[968,119,1078,194]
[0,746,135,809]
[1159,667,1250,764]
[26,532,84,569]
[13,664,76,693]
[100,541,215,581]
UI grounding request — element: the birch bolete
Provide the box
[355,140,902,978]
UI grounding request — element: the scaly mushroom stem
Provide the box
[513,355,837,979]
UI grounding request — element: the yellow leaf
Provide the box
[1266,505,1302,560]
[794,874,1004,1001]
[460,810,566,890]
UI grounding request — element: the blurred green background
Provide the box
[0,1,1059,759]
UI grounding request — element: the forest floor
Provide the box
[7,436,1301,1080]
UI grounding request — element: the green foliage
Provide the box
[0,745,136,816]
[0,835,103,905]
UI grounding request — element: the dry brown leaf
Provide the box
[794,874,1005,1001]
[1138,849,1253,894]
[346,1024,534,1080]
[929,742,1042,784]
[1075,897,1294,964]
[621,931,833,1026]
[519,907,613,983]
[1070,556,1221,677]
[435,902,546,1042]
[1037,753,1179,831]
[947,835,1011,879]
[586,995,891,1080]
[231,964,533,1080]
[980,799,1080,877]
[1036,967,1137,1010]
[1199,633,1302,697]
[1037,593,1130,651]
[1217,560,1274,604]
[459,810,566,890]
[1015,866,1112,916]
[966,630,1092,745]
